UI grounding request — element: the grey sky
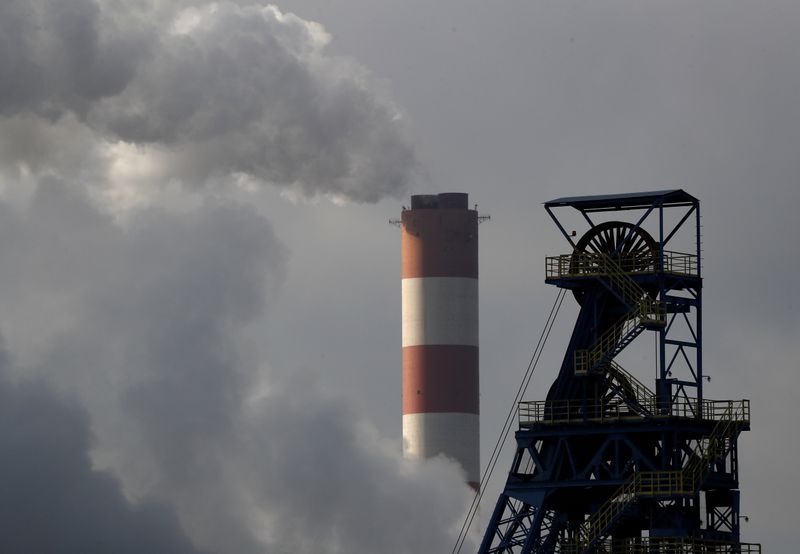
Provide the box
[262,0,800,549]
[0,0,797,552]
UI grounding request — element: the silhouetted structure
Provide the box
[479,190,759,553]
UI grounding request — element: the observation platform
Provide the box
[545,251,699,281]
[560,537,761,554]
[518,399,750,428]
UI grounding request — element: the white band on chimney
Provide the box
[402,412,480,485]
[401,276,479,348]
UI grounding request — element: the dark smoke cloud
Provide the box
[0,1,418,203]
[0,1,468,550]
[0,0,149,116]
[0,181,286,552]
[0,347,203,553]
[0,183,472,553]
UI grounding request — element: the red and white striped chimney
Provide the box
[401,192,479,490]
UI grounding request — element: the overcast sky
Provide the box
[0,0,797,552]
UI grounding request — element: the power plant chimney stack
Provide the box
[401,192,479,490]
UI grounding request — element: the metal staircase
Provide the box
[603,361,656,417]
[568,403,747,553]
[478,192,758,553]
[574,254,665,375]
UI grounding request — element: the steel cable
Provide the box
[451,287,567,553]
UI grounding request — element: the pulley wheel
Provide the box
[569,221,658,304]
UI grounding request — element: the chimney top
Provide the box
[410,192,469,210]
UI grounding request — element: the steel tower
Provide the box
[479,190,759,553]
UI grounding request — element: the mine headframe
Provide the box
[479,190,759,553]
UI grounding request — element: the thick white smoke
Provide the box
[0,182,474,553]
[0,0,419,208]
[0,1,473,552]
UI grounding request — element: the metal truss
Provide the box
[479,191,759,553]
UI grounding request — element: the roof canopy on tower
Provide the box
[544,189,697,212]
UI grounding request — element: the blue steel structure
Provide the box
[478,191,759,553]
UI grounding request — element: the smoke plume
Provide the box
[0,0,418,205]
[0,346,204,553]
[0,1,472,552]
[0,179,471,553]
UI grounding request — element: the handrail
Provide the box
[596,253,664,325]
[568,403,747,552]
[518,399,750,427]
[683,401,748,487]
[573,254,665,375]
[561,537,761,554]
[574,305,663,375]
[606,361,654,407]
[546,251,699,279]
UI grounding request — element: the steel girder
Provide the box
[479,192,756,553]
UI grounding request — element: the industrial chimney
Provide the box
[401,192,479,490]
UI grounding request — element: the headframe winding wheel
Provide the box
[569,221,658,304]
